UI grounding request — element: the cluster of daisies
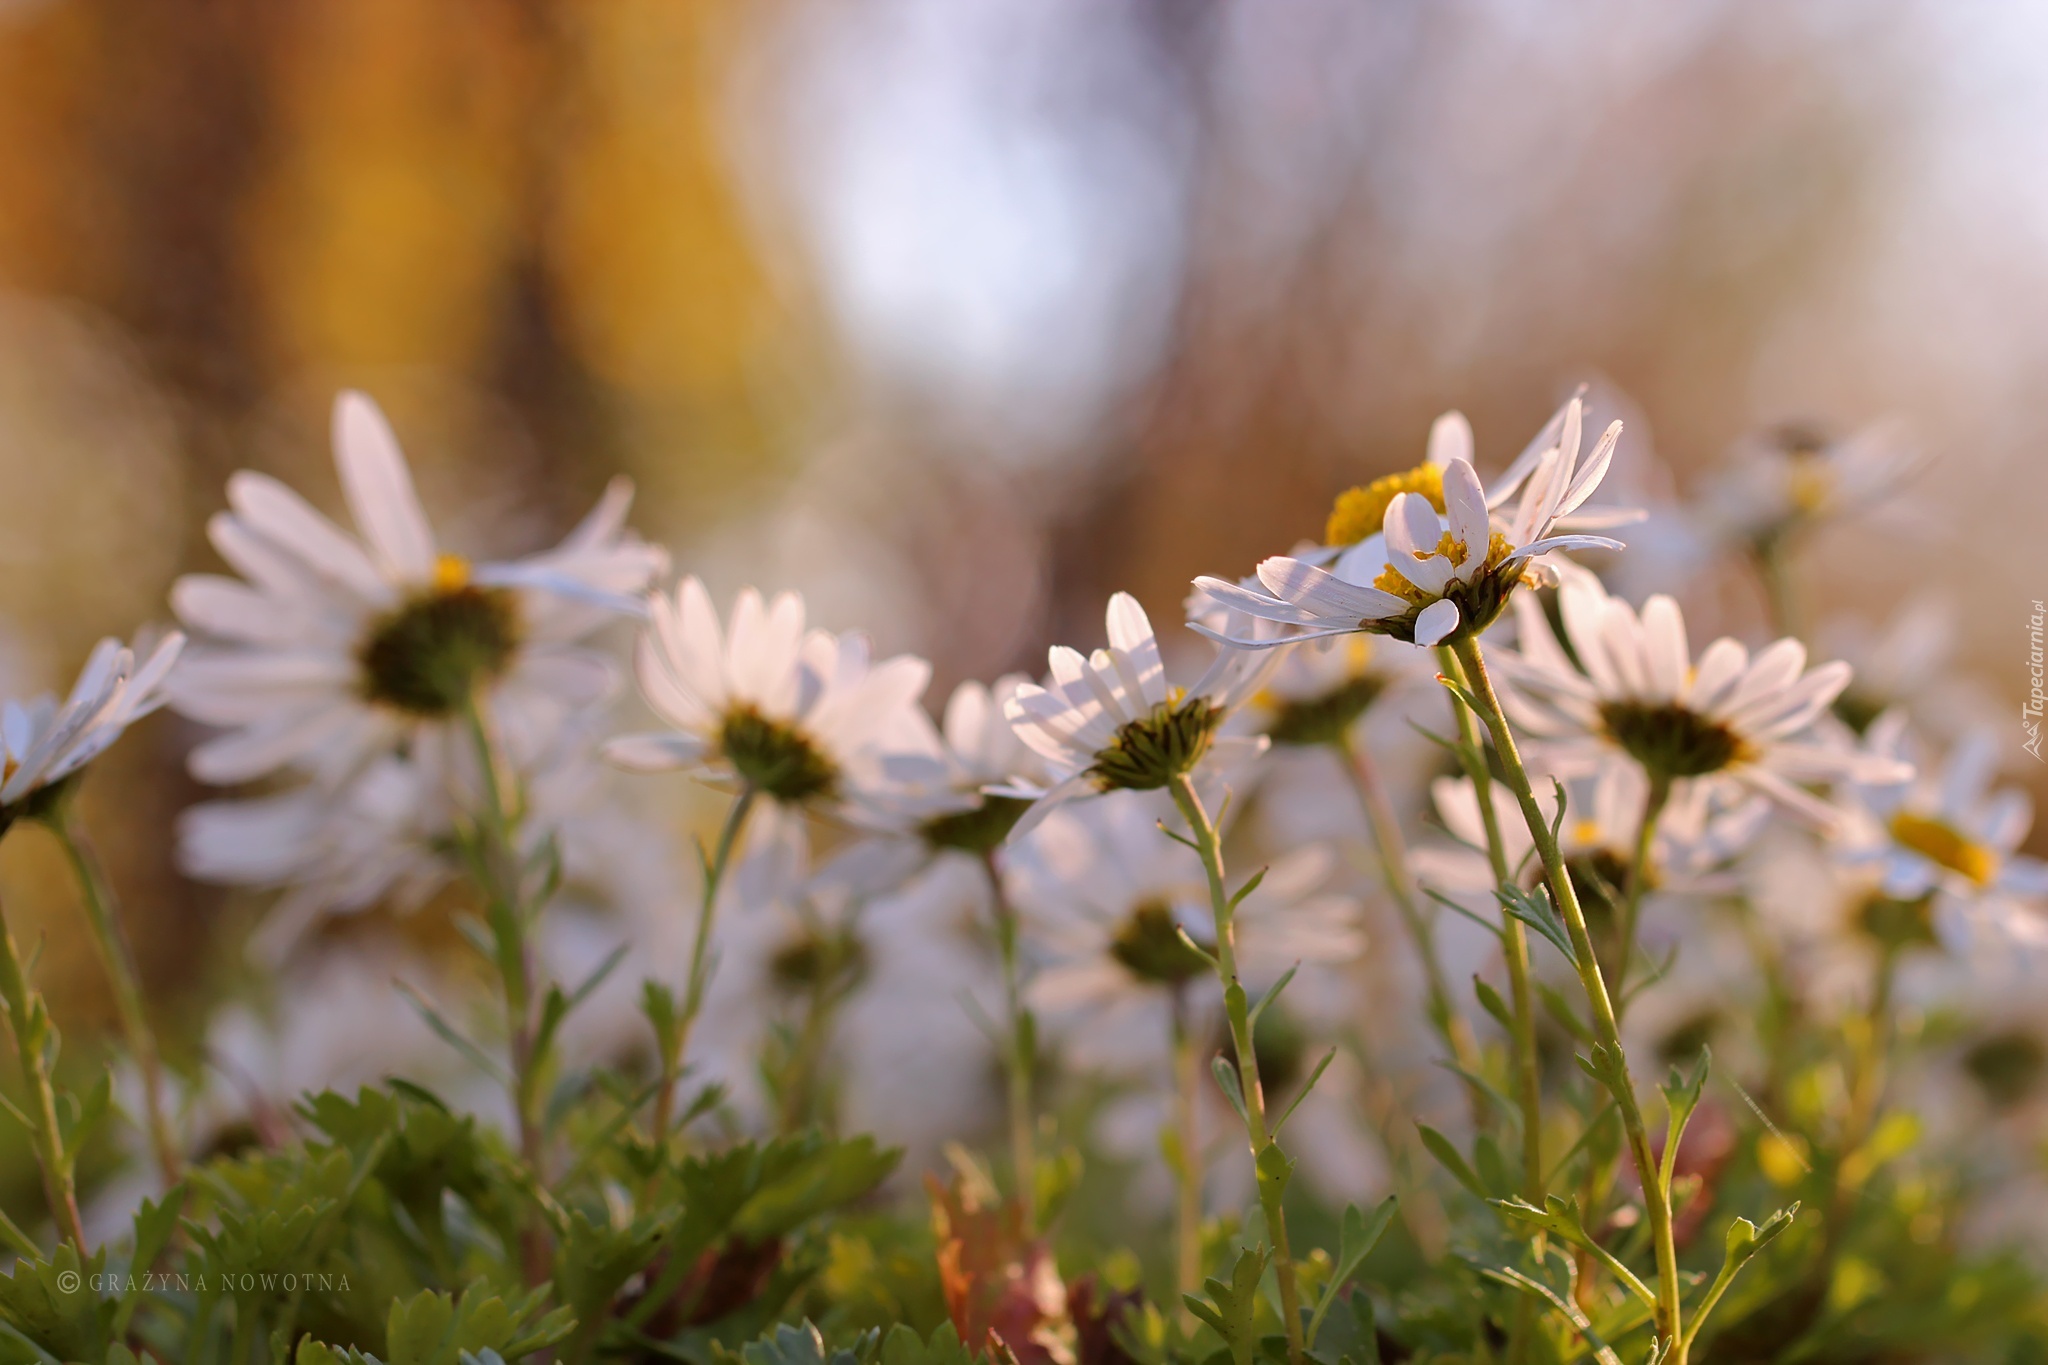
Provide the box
[11,386,2047,1237]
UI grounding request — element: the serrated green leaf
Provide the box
[1307,1197,1396,1347]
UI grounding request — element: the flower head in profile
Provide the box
[998,593,1275,838]
[1193,398,1626,649]
[1836,722,2048,956]
[170,391,665,789]
[0,630,184,831]
[602,577,932,812]
[1708,420,1921,552]
[1492,567,1908,825]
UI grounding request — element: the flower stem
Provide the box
[1337,732,1486,1120]
[978,849,1038,1226]
[49,812,181,1188]
[1436,647,1544,1205]
[1610,774,1671,1011]
[1171,986,1204,1319]
[1169,772,1305,1365]
[459,698,550,1286]
[0,896,88,1251]
[650,785,756,1152]
[1450,637,1685,1357]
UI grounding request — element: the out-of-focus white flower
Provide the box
[1706,420,1921,549]
[170,392,663,789]
[603,577,931,815]
[686,807,995,1161]
[1011,791,1362,1077]
[1815,594,1965,737]
[1838,722,2048,955]
[1491,566,1907,826]
[1419,760,1767,897]
[0,629,183,822]
[999,593,1274,838]
[1193,399,1628,649]
[182,712,648,962]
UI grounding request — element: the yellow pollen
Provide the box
[1786,460,1834,514]
[1889,811,1996,887]
[1372,530,1514,602]
[1325,463,1446,547]
[433,553,472,592]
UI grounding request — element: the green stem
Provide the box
[978,849,1038,1226]
[1450,637,1685,1359]
[49,812,181,1187]
[0,896,87,1251]
[1336,732,1486,1120]
[460,698,549,1286]
[1171,986,1203,1323]
[1169,773,1305,1365]
[1753,534,1803,642]
[650,785,756,1153]
[1436,647,1545,1206]
[1610,775,1671,1012]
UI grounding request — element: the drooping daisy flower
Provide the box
[998,593,1275,838]
[169,391,665,789]
[1840,721,2048,921]
[1011,791,1362,1077]
[602,576,932,813]
[0,630,184,828]
[1192,399,1627,650]
[1489,567,1907,826]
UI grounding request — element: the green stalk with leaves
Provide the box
[1169,772,1308,1365]
[0,898,88,1252]
[1446,636,1686,1354]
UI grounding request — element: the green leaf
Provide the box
[1254,1142,1295,1206]
[1248,965,1298,1029]
[878,1321,974,1365]
[1490,1194,1655,1308]
[1306,1197,1397,1347]
[1271,1048,1337,1135]
[1227,866,1270,913]
[1681,1202,1801,1352]
[1495,883,1574,962]
[1471,977,1513,1032]
[1415,1125,1487,1201]
[1183,1246,1269,1365]
[1536,982,1593,1047]
[1212,1056,1249,1124]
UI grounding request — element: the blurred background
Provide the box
[2,0,2046,1061]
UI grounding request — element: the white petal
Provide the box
[333,391,438,583]
[1639,596,1688,702]
[1413,599,1461,647]
[1427,411,1473,468]
[602,731,709,772]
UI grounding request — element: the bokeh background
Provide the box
[2,0,2045,1063]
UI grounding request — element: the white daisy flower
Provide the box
[998,592,1275,839]
[169,390,665,789]
[1841,720,2048,911]
[0,629,184,827]
[601,576,932,812]
[1419,759,1767,901]
[1707,420,1922,550]
[1191,398,1628,650]
[1488,566,1907,826]
[1013,791,1362,1078]
[182,710,639,961]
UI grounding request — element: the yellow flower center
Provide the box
[1570,818,1603,848]
[1371,530,1512,602]
[433,553,472,592]
[1786,459,1834,514]
[1888,811,1996,886]
[1324,463,1445,547]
